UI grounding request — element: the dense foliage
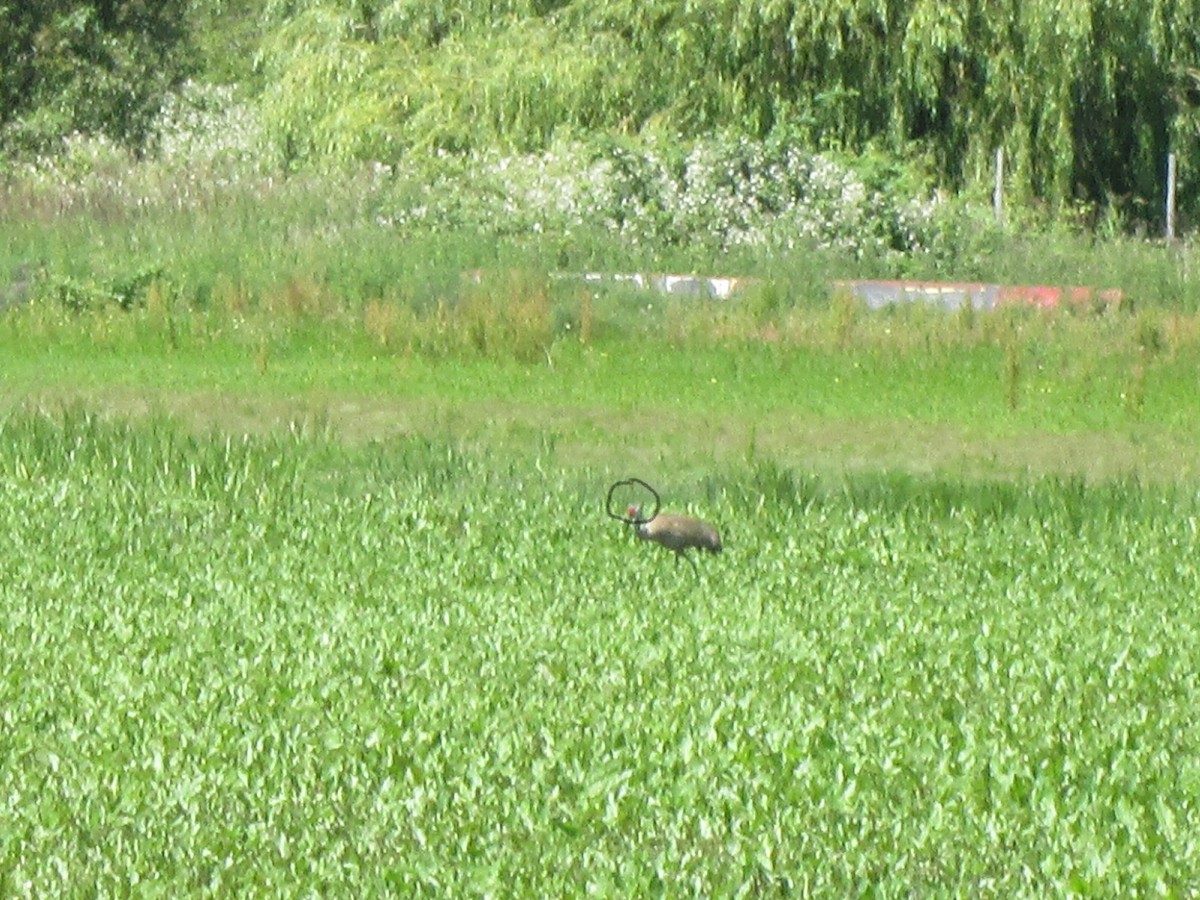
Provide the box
[252,0,1200,219]
[0,0,192,154]
[3,1,1199,223]
[0,411,1197,893]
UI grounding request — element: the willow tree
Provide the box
[256,1,638,161]
[253,0,1200,218]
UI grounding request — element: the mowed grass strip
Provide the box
[4,319,1200,481]
[0,411,1197,894]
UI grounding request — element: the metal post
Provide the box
[1166,152,1177,241]
[994,147,1004,226]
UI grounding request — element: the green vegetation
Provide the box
[5,3,1200,893]
[0,410,1197,894]
[1,242,1199,480]
[251,0,1200,214]
[4,1,1200,222]
[0,1,193,154]
[1,148,1199,485]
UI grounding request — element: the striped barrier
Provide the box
[833,280,1124,311]
[468,270,1124,310]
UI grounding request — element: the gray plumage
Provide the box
[627,504,722,569]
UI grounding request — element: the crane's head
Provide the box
[625,504,646,538]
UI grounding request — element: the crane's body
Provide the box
[627,504,722,569]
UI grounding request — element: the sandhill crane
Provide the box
[627,504,722,571]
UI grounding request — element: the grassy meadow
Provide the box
[4,136,1200,894]
[3,270,1200,482]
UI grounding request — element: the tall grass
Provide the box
[4,107,1200,487]
[5,279,1200,452]
[3,120,1198,321]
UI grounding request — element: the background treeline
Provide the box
[3,0,1200,227]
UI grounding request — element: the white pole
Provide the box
[1166,152,1177,241]
[994,147,1004,226]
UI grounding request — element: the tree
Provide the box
[251,0,1200,223]
[0,0,193,155]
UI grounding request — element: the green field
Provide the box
[6,2,1200,893]
[5,188,1200,894]
[1,409,1198,894]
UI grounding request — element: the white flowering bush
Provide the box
[386,132,950,262]
[152,81,269,172]
[2,81,276,224]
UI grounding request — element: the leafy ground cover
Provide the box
[0,411,1197,894]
